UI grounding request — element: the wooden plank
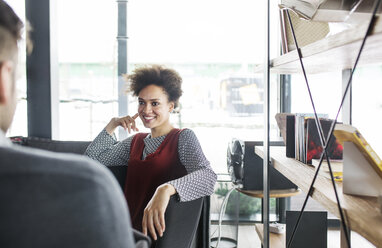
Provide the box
[255,146,382,247]
[254,17,382,74]
[255,223,285,248]
[237,188,301,198]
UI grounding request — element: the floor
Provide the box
[210,224,375,247]
[234,225,376,248]
[210,184,376,247]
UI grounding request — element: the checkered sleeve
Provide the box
[85,128,133,166]
[167,129,217,202]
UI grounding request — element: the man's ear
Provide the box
[0,61,14,104]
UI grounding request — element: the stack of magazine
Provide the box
[334,124,382,179]
[276,113,343,164]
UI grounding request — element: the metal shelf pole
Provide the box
[262,0,271,247]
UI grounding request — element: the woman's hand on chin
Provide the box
[142,183,176,240]
[105,113,139,135]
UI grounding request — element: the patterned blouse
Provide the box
[85,128,217,202]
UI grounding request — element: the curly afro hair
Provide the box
[127,65,183,108]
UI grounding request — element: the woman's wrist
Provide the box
[157,183,176,197]
[105,118,118,135]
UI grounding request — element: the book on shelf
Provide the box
[275,113,291,144]
[293,114,328,164]
[305,118,343,164]
[286,115,296,158]
[279,8,329,52]
[274,113,298,158]
[334,124,382,179]
[280,113,343,164]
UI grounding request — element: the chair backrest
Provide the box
[155,196,204,248]
[16,136,209,248]
[0,145,136,248]
[16,137,130,189]
[18,136,91,154]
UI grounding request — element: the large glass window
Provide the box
[127,0,280,173]
[55,0,281,243]
[127,1,281,241]
[57,0,118,140]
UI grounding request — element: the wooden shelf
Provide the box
[255,223,285,248]
[255,146,382,247]
[254,18,382,74]
[237,188,301,198]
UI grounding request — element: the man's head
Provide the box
[0,0,23,132]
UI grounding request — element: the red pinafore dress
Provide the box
[124,128,187,231]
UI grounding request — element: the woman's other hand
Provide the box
[105,113,139,135]
[142,184,176,240]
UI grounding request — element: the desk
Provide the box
[255,146,382,247]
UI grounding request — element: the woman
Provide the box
[85,65,217,241]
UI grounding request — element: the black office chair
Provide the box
[14,136,209,248]
[0,145,149,248]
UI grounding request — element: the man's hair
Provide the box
[127,65,183,108]
[0,0,23,62]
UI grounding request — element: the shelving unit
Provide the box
[255,18,382,74]
[256,146,382,247]
[259,2,382,247]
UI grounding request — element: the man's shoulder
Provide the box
[0,145,114,184]
[0,144,92,165]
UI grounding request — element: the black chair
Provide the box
[0,142,147,248]
[15,136,209,248]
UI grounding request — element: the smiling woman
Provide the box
[85,64,217,243]
[137,85,173,136]
[127,65,182,137]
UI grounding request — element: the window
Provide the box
[127,0,281,174]
[57,0,118,140]
[127,1,281,241]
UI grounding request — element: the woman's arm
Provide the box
[85,128,134,166]
[168,129,217,202]
[85,115,139,166]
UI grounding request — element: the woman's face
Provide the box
[138,84,174,130]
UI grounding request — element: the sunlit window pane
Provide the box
[57,0,118,140]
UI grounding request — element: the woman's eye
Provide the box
[152,102,159,106]
[138,101,145,105]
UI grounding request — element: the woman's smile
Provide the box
[142,115,156,123]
